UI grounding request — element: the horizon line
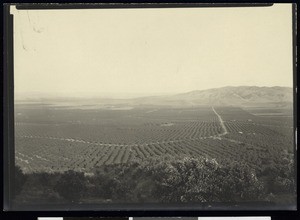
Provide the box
[14,85,293,101]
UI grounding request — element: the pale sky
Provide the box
[11,4,293,99]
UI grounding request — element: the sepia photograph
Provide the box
[7,3,296,210]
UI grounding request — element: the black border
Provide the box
[292,2,298,214]
[2,1,299,219]
[3,3,15,212]
[14,3,274,9]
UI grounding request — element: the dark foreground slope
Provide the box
[14,155,295,209]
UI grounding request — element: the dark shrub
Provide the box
[93,156,267,203]
[14,165,27,197]
[54,170,87,202]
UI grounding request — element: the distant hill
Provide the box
[131,86,293,107]
[15,86,293,108]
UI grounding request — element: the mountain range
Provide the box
[130,86,293,107]
[16,86,293,108]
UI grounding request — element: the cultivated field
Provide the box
[14,103,294,175]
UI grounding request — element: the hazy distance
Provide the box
[11,4,293,99]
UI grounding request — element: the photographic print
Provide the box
[8,3,295,210]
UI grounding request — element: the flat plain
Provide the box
[14,103,294,175]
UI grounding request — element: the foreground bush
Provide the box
[14,165,27,197]
[14,155,295,204]
[54,170,87,202]
[91,156,266,203]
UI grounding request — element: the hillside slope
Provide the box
[132,86,293,107]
